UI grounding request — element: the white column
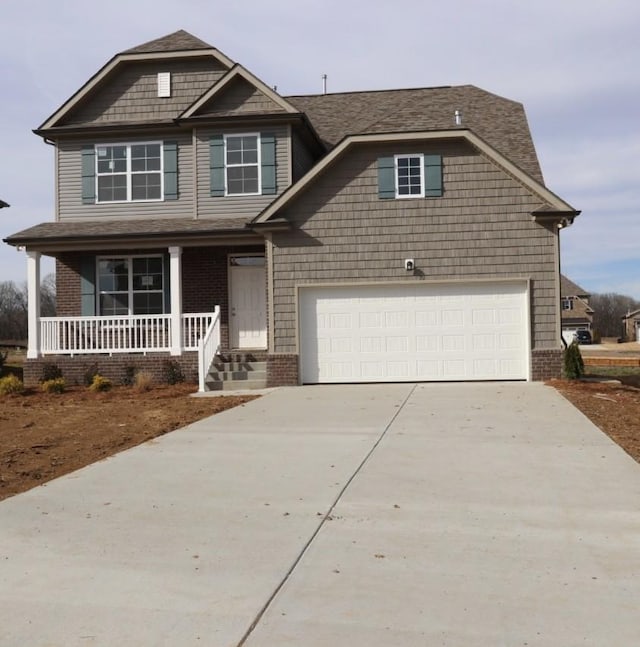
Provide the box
[169,246,183,356]
[26,250,41,359]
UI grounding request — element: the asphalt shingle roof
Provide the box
[122,30,214,54]
[561,275,590,297]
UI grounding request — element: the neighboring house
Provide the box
[3,30,580,389]
[0,200,9,208]
[622,310,640,342]
[560,275,594,332]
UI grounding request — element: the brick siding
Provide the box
[531,349,563,381]
[266,354,299,386]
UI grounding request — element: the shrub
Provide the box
[133,370,154,392]
[89,374,112,392]
[40,362,62,382]
[122,364,137,386]
[83,362,100,387]
[41,378,66,394]
[0,374,25,395]
[563,341,585,380]
[162,359,184,385]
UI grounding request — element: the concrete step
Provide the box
[211,361,267,373]
[207,370,267,382]
[205,378,267,391]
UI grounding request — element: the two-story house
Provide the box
[5,30,579,390]
[560,275,594,333]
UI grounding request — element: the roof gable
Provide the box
[254,129,576,225]
[179,65,298,119]
[38,31,234,132]
[561,275,590,297]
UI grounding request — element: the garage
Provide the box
[299,281,529,383]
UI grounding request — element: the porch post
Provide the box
[169,246,182,355]
[26,250,41,359]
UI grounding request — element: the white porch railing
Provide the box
[198,306,221,392]
[40,312,217,355]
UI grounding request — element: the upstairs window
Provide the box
[561,298,573,311]
[378,154,442,199]
[395,154,425,198]
[224,134,260,195]
[97,256,164,315]
[96,143,163,202]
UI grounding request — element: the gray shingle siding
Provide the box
[197,78,287,116]
[270,140,557,354]
[62,59,227,126]
[57,134,193,220]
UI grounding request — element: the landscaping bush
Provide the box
[41,378,66,394]
[162,359,184,385]
[563,341,585,379]
[0,374,25,395]
[40,362,62,382]
[89,374,112,392]
[122,364,137,386]
[133,370,154,392]
[83,362,100,386]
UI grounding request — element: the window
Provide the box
[562,299,573,311]
[96,143,162,202]
[378,154,442,200]
[224,134,260,195]
[395,154,425,198]
[97,256,164,315]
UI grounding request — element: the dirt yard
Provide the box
[1,347,639,502]
[0,383,257,502]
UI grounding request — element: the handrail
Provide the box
[198,306,221,392]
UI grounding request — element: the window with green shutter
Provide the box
[378,153,442,199]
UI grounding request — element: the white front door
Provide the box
[229,255,267,349]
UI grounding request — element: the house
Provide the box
[560,275,594,333]
[4,30,580,390]
[622,310,640,342]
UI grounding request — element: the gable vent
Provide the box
[158,72,171,98]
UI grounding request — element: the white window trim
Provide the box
[95,142,164,203]
[224,132,261,196]
[96,254,165,316]
[394,153,425,199]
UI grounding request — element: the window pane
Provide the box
[133,292,163,315]
[131,173,161,200]
[98,259,128,291]
[100,293,129,316]
[97,175,127,202]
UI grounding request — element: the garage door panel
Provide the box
[300,282,528,383]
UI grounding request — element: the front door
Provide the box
[229,255,267,349]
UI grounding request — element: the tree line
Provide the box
[590,293,640,339]
[0,275,56,343]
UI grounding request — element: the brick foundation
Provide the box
[531,349,563,381]
[23,353,198,388]
[267,354,299,387]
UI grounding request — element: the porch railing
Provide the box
[40,312,217,355]
[198,306,221,392]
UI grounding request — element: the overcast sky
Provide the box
[1,0,638,298]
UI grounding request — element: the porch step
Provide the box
[205,357,267,391]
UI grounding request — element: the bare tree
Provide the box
[590,293,640,338]
[0,273,56,342]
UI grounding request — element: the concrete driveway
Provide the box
[1,383,639,646]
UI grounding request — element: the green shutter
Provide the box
[81,146,96,204]
[80,256,96,316]
[163,141,178,200]
[163,254,171,313]
[424,154,443,197]
[260,133,277,195]
[209,135,225,196]
[378,157,395,199]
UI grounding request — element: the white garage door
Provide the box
[299,282,529,383]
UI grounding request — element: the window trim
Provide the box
[561,298,574,311]
[394,153,425,199]
[223,132,262,196]
[96,254,165,316]
[95,142,164,204]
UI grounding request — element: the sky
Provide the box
[1,0,639,298]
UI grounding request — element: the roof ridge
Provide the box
[122,29,213,54]
[285,85,455,100]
